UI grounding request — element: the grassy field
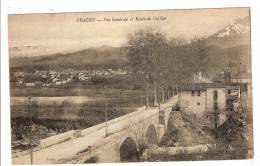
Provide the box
[10,86,141,97]
[10,87,149,120]
[11,87,150,150]
[11,96,104,106]
[10,85,159,151]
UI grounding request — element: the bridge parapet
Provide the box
[13,96,178,164]
[40,130,81,149]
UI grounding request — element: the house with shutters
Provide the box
[177,82,240,128]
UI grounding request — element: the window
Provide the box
[214,103,218,110]
[192,90,195,96]
[197,102,200,106]
[213,90,218,100]
[228,90,231,94]
[197,91,201,96]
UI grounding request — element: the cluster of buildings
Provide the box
[176,71,250,128]
[10,68,128,87]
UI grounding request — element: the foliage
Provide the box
[126,119,148,159]
[126,29,212,87]
[84,156,99,163]
[127,28,169,88]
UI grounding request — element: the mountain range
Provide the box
[206,16,250,48]
[204,16,250,73]
[10,17,251,73]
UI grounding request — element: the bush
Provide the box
[84,156,99,163]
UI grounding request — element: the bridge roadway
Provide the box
[12,96,178,164]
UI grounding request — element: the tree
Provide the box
[126,119,147,160]
[165,36,209,86]
[223,66,232,85]
[190,36,208,73]
[127,28,169,108]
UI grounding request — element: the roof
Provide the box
[226,86,240,90]
[177,83,226,91]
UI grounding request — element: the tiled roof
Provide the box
[177,83,226,91]
[226,86,240,90]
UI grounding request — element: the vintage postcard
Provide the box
[9,8,253,164]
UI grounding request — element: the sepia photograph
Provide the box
[8,8,253,164]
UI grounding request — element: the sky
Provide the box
[8,8,250,57]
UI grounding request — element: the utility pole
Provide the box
[28,96,33,165]
[146,74,149,110]
[153,86,158,107]
[145,139,148,161]
[105,98,108,137]
[162,89,165,103]
[175,83,178,96]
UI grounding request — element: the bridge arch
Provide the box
[145,124,157,144]
[119,137,139,162]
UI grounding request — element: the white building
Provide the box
[177,83,240,128]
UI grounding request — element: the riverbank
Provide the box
[149,111,252,161]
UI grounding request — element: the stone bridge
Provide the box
[12,96,178,164]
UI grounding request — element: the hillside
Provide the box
[206,16,250,49]
[10,44,250,74]
[205,45,251,74]
[10,46,129,70]
[203,16,251,74]
[9,17,250,73]
[160,111,215,147]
